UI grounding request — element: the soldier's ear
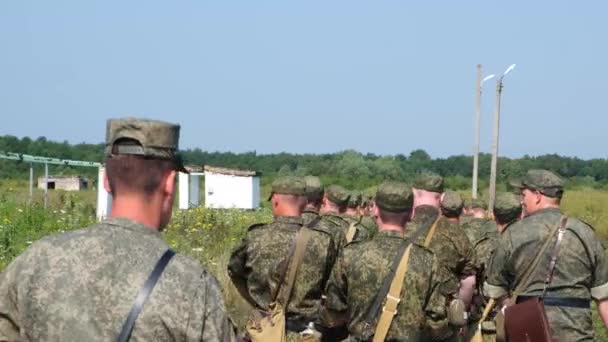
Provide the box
[103,169,113,195]
[162,170,177,197]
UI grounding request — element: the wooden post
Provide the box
[488,79,503,214]
[472,64,482,199]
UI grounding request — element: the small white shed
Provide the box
[204,165,260,209]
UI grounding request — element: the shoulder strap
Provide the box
[117,249,176,342]
[345,222,357,243]
[541,216,568,297]
[512,216,565,298]
[423,216,441,247]
[274,227,313,306]
[373,245,413,342]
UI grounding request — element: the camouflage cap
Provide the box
[325,185,351,206]
[268,176,306,200]
[413,173,444,193]
[347,190,362,208]
[441,190,463,218]
[509,169,564,198]
[375,181,414,213]
[303,176,323,200]
[464,198,487,210]
[494,192,522,223]
[105,118,187,172]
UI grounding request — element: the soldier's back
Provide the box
[406,207,477,282]
[228,215,336,323]
[486,208,608,341]
[460,217,491,245]
[322,231,451,341]
[0,217,235,342]
[302,209,320,227]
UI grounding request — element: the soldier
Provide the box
[466,193,521,337]
[344,190,376,240]
[484,169,608,340]
[228,176,336,337]
[492,192,521,234]
[440,190,464,223]
[302,175,324,226]
[320,185,368,248]
[319,181,453,341]
[460,198,491,245]
[0,118,236,341]
[358,193,379,238]
[406,174,477,312]
[345,190,362,216]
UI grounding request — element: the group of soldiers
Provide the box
[0,117,607,342]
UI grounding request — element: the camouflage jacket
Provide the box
[318,212,368,255]
[350,214,378,238]
[302,208,321,227]
[0,217,236,342]
[460,217,491,245]
[405,206,478,287]
[227,215,336,323]
[485,208,608,341]
[320,230,452,341]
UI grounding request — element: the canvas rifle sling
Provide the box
[274,226,312,307]
[117,249,176,342]
[373,244,413,342]
[512,216,566,299]
[345,222,357,244]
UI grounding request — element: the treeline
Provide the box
[1,135,608,192]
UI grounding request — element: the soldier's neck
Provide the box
[378,223,404,233]
[110,196,162,230]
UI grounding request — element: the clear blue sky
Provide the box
[1,1,606,159]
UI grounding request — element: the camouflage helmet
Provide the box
[268,176,306,200]
[347,191,362,208]
[105,118,187,172]
[441,190,463,218]
[413,173,444,193]
[464,198,487,210]
[494,192,522,224]
[325,185,350,206]
[375,181,414,213]
[303,176,323,201]
[509,169,564,198]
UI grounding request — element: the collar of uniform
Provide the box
[526,207,561,219]
[375,229,405,239]
[103,217,162,238]
[303,208,319,215]
[273,215,303,225]
[414,204,439,218]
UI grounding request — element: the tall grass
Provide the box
[1,187,607,337]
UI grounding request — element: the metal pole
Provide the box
[488,79,503,214]
[472,64,482,199]
[29,163,34,203]
[44,163,49,209]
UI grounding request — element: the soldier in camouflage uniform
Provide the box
[406,175,478,325]
[0,118,236,341]
[302,175,324,226]
[484,169,608,341]
[344,190,376,239]
[319,185,368,250]
[460,198,491,245]
[319,181,453,341]
[471,192,521,294]
[466,193,522,337]
[228,176,337,336]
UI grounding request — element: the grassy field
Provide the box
[1,183,607,338]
